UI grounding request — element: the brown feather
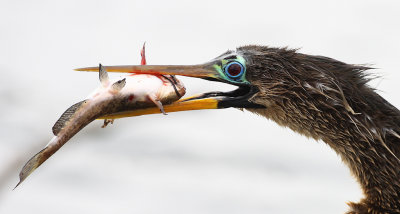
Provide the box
[237,46,400,213]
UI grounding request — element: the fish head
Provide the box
[157,75,186,103]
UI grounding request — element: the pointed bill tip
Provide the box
[74,67,99,72]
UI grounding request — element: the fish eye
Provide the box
[224,62,244,79]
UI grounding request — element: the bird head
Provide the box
[75,46,277,116]
[75,45,369,123]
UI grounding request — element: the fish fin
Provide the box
[99,63,109,87]
[15,137,59,189]
[148,94,167,115]
[101,119,114,128]
[140,42,146,65]
[52,100,87,135]
[111,78,126,92]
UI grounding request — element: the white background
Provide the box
[1,0,399,213]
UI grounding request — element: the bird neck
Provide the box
[249,93,400,212]
[242,48,400,212]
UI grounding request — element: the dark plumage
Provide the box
[238,46,400,213]
[75,45,400,213]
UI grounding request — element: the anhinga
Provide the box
[77,45,400,214]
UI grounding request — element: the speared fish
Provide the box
[15,44,186,188]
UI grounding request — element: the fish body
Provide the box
[16,65,185,187]
[87,73,185,115]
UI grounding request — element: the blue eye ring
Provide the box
[224,61,244,79]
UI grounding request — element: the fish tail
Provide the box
[14,137,58,189]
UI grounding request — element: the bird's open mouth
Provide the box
[180,84,262,109]
[75,62,265,119]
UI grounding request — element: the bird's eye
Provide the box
[224,62,244,79]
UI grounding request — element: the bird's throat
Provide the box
[247,94,400,212]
